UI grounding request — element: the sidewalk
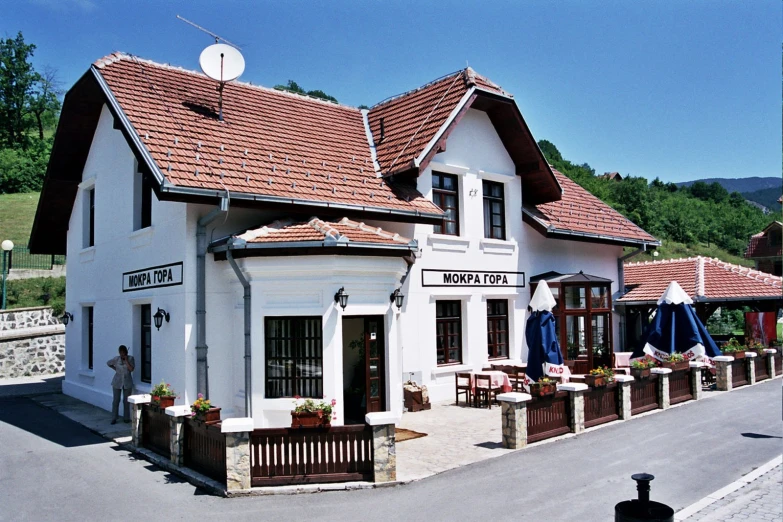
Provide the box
[0,373,64,398]
[677,456,782,521]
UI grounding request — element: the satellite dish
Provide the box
[199,43,245,83]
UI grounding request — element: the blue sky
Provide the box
[5,0,781,183]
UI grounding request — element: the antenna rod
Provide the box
[176,15,242,49]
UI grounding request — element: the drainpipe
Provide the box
[617,243,649,351]
[225,237,252,418]
[196,198,229,399]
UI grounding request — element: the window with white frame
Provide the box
[133,167,152,231]
[482,180,505,240]
[83,187,95,248]
[83,306,94,370]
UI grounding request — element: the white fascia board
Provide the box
[361,109,382,177]
[414,86,476,168]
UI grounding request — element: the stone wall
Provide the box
[0,307,65,378]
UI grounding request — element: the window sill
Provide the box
[130,226,154,248]
[480,238,515,255]
[431,363,471,378]
[78,370,95,379]
[427,234,470,253]
[79,247,96,263]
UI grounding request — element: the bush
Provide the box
[4,276,65,310]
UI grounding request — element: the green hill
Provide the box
[0,192,39,245]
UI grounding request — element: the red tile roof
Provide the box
[367,68,506,175]
[524,169,658,245]
[94,53,441,217]
[619,257,783,303]
[237,217,414,246]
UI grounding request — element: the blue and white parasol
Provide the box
[523,281,569,390]
[631,281,722,367]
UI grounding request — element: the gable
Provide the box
[431,109,515,176]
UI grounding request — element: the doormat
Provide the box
[395,428,427,442]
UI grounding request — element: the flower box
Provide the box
[529,382,557,398]
[661,361,690,372]
[584,374,608,388]
[152,395,175,409]
[630,368,651,379]
[726,351,745,360]
[291,411,331,428]
[194,407,221,424]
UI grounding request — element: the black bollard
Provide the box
[615,473,674,522]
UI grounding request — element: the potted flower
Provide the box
[291,397,337,428]
[721,338,745,359]
[584,366,614,388]
[630,357,656,379]
[745,339,767,357]
[528,376,557,398]
[191,393,221,424]
[150,381,177,408]
[661,353,690,372]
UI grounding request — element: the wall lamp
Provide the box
[334,287,349,310]
[390,288,405,310]
[153,307,170,330]
[60,311,74,326]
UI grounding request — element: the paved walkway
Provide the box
[678,459,782,521]
[0,373,63,398]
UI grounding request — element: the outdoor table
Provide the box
[470,370,513,394]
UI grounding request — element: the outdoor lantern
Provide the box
[153,307,170,330]
[390,288,405,310]
[334,287,349,310]
[60,311,74,326]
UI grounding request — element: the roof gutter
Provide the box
[210,238,418,254]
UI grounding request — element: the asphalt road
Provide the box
[1,380,781,522]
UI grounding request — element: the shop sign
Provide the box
[422,269,525,288]
[123,262,183,292]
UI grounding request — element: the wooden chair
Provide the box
[455,372,473,406]
[474,374,503,409]
[612,351,633,375]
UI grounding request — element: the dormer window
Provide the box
[482,180,505,240]
[432,172,459,235]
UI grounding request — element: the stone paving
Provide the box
[682,464,782,521]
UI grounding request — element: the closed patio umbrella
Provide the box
[524,281,567,389]
[631,281,722,365]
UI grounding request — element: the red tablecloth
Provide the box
[471,371,512,393]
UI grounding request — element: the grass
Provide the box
[0,192,40,246]
[625,239,753,267]
[4,276,65,313]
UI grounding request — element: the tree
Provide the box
[537,139,563,163]
[273,80,338,103]
[0,32,38,149]
[28,65,61,140]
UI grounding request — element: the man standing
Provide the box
[107,345,135,424]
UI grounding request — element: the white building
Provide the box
[30,54,658,427]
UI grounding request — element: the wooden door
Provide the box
[364,317,385,413]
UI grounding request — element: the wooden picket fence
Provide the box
[249,425,373,487]
[584,382,619,428]
[141,404,171,458]
[527,391,571,443]
[630,374,659,415]
[183,418,226,484]
[731,359,748,388]
[668,370,692,405]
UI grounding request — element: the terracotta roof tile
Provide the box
[526,169,658,244]
[94,53,441,217]
[745,222,782,259]
[367,68,506,175]
[620,257,782,302]
[237,217,414,246]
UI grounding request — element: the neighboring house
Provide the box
[745,221,782,276]
[617,256,783,349]
[600,172,623,181]
[30,53,658,427]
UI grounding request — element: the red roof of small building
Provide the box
[745,221,782,259]
[237,217,414,246]
[523,169,658,246]
[94,53,440,217]
[619,257,783,303]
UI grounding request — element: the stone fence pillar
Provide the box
[497,392,532,449]
[764,349,777,378]
[558,383,588,434]
[165,405,192,466]
[365,412,397,483]
[222,418,253,492]
[613,375,634,419]
[651,368,671,410]
[745,352,757,385]
[713,356,734,391]
[127,394,151,448]
[689,362,704,400]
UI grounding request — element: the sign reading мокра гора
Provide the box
[421,269,525,288]
[122,262,183,292]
